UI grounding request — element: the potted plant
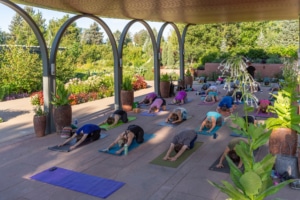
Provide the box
[121,76,134,112]
[266,58,300,156]
[184,68,193,88]
[51,81,72,134]
[30,91,47,137]
[160,73,170,98]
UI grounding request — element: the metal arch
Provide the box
[49,14,119,131]
[118,19,158,94]
[157,22,183,92]
[180,24,193,80]
[0,0,51,133]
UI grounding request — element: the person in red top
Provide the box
[256,99,271,114]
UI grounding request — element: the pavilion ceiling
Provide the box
[12,0,300,24]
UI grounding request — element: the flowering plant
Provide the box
[30,91,47,116]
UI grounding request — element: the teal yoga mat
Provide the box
[30,167,125,198]
[99,133,155,156]
[158,116,192,127]
[195,125,222,136]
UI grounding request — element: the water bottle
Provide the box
[74,119,78,125]
[124,144,128,155]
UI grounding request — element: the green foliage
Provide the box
[160,73,170,82]
[266,57,300,132]
[210,57,294,198]
[0,117,3,123]
[0,46,42,93]
[30,91,46,116]
[185,68,192,76]
[122,76,133,91]
[209,112,294,200]
[51,81,72,107]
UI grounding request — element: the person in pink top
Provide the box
[171,90,187,105]
[256,99,271,114]
[139,92,157,105]
[148,97,166,113]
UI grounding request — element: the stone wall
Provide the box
[161,63,284,80]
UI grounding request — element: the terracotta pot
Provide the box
[53,105,72,134]
[160,81,170,98]
[33,115,46,137]
[269,128,298,156]
[121,90,134,112]
[184,76,193,88]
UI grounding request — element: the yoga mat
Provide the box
[140,111,156,116]
[48,134,107,152]
[254,112,276,118]
[158,115,192,127]
[209,149,259,174]
[150,142,203,168]
[198,101,216,105]
[195,125,222,136]
[138,104,149,109]
[30,167,125,198]
[230,132,248,138]
[168,99,193,105]
[99,133,155,156]
[100,116,136,131]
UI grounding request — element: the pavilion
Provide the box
[1,0,300,133]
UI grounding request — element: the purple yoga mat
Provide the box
[31,167,125,198]
[198,101,216,105]
[254,112,276,118]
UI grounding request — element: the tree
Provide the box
[133,29,148,46]
[81,22,104,45]
[8,6,46,46]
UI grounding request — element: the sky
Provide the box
[0,4,171,38]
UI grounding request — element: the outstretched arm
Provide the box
[207,117,217,133]
[116,133,134,155]
[199,118,207,131]
[172,112,182,124]
[59,133,77,147]
[166,113,173,122]
[70,134,88,150]
[216,147,230,168]
[163,143,175,160]
[169,145,188,161]
[98,119,107,126]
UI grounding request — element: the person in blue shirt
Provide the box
[59,124,101,151]
[198,111,223,133]
[217,96,236,115]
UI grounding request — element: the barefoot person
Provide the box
[256,99,271,114]
[139,92,157,105]
[166,107,188,124]
[171,90,187,105]
[216,138,247,169]
[58,124,101,151]
[198,111,223,133]
[163,130,197,161]
[148,97,166,113]
[103,125,144,155]
[99,109,128,127]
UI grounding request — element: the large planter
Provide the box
[33,115,46,137]
[269,128,298,156]
[121,90,134,112]
[53,105,72,134]
[184,76,193,88]
[160,81,170,98]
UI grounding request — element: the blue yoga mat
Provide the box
[230,132,248,138]
[195,125,222,136]
[99,133,155,156]
[168,98,193,105]
[140,111,156,116]
[158,116,192,127]
[30,167,125,198]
